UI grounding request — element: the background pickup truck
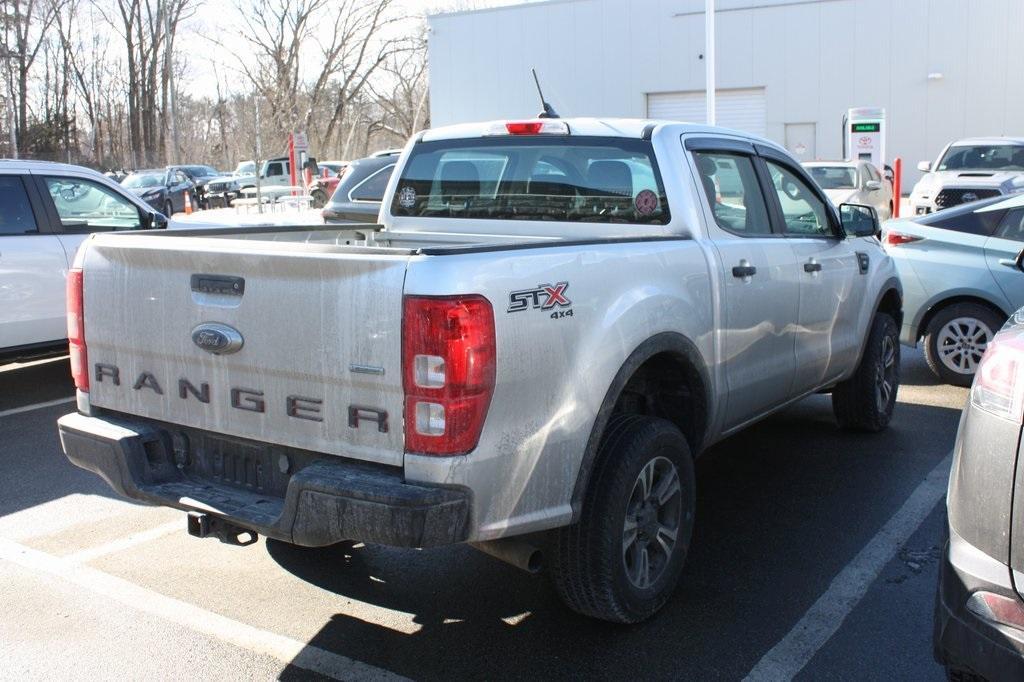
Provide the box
[58,118,902,623]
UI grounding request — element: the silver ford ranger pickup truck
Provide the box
[58,118,902,623]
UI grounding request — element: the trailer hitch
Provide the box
[186,511,258,546]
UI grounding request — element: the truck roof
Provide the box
[419,117,764,142]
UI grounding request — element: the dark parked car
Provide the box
[934,306,1024,680]
[320,150,400,223]
[121,168,196,216]
[169,164,220,208]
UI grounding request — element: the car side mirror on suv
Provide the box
[917,160,932,173]
[840,203,879,238]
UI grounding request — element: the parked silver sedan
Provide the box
[803,160,893,220]
[882,193,1024,385]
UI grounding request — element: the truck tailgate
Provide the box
[80,235,409,467]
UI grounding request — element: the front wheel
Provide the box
[832,312,900,431]
[550,415,695,623]
[923,303,1003,387]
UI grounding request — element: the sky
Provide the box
[177,0,539,99]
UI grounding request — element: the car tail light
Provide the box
[403,295,496,455]
[970,329,1024,422]
[883,231,924,246]
[66,268,89,392]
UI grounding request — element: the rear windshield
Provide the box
[917,196,1007,236]
[807,166,857,189]
[390,136,671,224]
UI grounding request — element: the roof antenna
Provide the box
[532,68,560,119]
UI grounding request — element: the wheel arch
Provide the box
[569,332,711,520]
[915,294,1009,343]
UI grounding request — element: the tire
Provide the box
[832,312,900,432]
[923,303,1004,387]
[163,200,173,217]
[550,414,695,623]
[311,189,327,209]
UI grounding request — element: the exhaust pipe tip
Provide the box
[470,538,544,574]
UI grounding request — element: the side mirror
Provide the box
[865,180,882,191]
[144,210,168,230]
[840,203,879,238]
[917,160,932,173]
[998,248,1024,273]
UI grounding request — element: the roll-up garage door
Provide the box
[646,88,766,138]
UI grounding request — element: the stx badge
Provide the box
[508,281,572,316]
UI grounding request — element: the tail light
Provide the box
[883,231,924,246]
[66,268,89,392]
[970,328,1024,422]
[403,295,496,455]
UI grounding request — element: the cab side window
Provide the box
[692,151,772,235]
[44,177,143,231]
[0,176,39,235]
[266,162,284,177]
[765,160,832,237]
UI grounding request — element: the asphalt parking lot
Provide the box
[0,349,961,680]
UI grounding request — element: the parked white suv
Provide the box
[58,119,902,622]
[0,160,165,364]
[910,137,1024,214]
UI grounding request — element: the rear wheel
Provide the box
[550,415,695,623]
[832,312,899,431]
[923,303,1004,386]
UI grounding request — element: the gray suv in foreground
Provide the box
[935,308,1024,679]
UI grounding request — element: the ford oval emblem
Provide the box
[191,323,244,355]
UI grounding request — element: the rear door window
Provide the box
[0,176,39,235]
[995,208,1024,242]
[391,136,670,225]
[691,152,772,235]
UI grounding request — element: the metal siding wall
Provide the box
[428,0,1024,188]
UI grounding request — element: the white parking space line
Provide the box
[0,396,75,419]
[0,537,409,681]
[744,452,952,681]
[65,520,184,564]
[0,494,133,542]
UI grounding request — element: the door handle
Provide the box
[732,263,757,278]
[803,261,822,273]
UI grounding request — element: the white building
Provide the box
[427,0,1024,187]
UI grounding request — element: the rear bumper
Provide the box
[57,412,470,548]
[934,527,1024,679]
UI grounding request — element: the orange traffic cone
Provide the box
[184,190,193,215]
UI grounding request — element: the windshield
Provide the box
[937,145,1024,171]
[390,136,670,225]
[233,161,255,175]
[122,172,163,189]
[807,166,858,189]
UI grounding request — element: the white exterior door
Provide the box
[647,88,766,138]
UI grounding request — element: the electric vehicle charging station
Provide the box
[843,107,886,168]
